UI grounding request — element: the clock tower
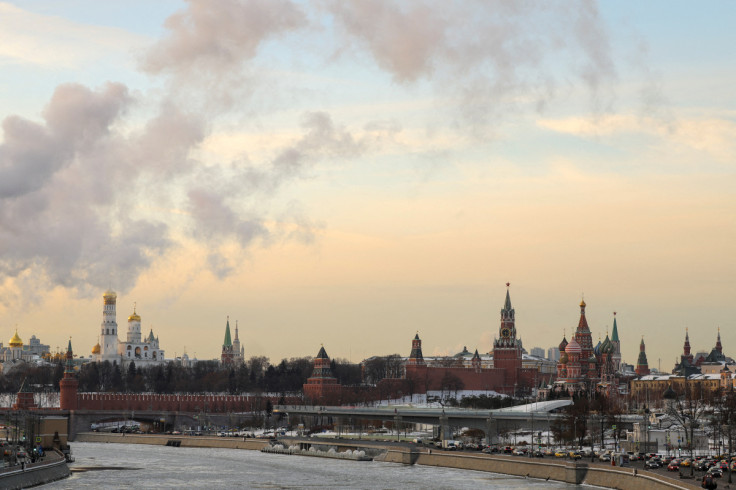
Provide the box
[492,283,522,392]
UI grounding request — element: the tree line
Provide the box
[0,356,362,395]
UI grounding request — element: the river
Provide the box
[42,442,594,489]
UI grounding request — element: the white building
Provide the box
[92,290,166,367]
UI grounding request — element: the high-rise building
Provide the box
[530,347,545,358]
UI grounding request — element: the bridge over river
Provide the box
[276,400,645,443]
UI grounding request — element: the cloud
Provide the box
[143,0,306,75]
[537,113,736,163]
[0,81,388,296]
[325,0,618,128]
[0,2,149,68]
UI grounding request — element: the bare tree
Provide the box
[664,380,708,478]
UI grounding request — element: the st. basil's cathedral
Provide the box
[554,299,627,395]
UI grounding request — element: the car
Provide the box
[503,446,513,454]
[599,454,611,462]
[707,467,723,478]
[667,461,680,471]
[645,459,662,469]
[569,452,582,460]
[680,458,692,467]
[694,460,709,471]
[555,451,566,458]
[533,451,544,458]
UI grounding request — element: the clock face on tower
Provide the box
[501,328,511,338]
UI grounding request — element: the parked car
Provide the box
[555,451,566,458]
[707,467,723,478]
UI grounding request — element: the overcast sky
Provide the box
[0,1,734,368]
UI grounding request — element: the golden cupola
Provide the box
[128,303,141,322]
[91,341,101,355]
[9,329,23,348]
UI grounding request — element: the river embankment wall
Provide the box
[380,450,698,490]
[73,434,698,489]
[0,451,70,489]
[74,432,269,450]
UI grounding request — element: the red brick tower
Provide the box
[682,328,694,364]
[492,283,522,392]
[60,339,78,410]
[303,346,341,404]
[407,333,425,365]
[221,317,234,365]
[635,336,650,376]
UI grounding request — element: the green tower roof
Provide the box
[611,315,619,342]
[223,318,232,347]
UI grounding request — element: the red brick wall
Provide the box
[74,393,299,412]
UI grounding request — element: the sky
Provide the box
[0,0,734,369]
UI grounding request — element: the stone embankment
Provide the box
[0,450,70,489]
[75,432,269,450]
[379,449,699,490]
[262,443,373,461]
[74,433,699,489]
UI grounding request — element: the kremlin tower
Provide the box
[635,337,650,376]
[60,339,78,410]
[407,333,425,365]
[221,317,234,364]
[221,317,244,365]
[303,346,342,403]
[492,284,523,390]
[610,312,621,372]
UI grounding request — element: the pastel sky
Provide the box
[1,1,734,368]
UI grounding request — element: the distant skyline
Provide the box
[0,1,734,367]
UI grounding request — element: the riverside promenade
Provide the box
[0,450,70,489]
[74,433,699,489]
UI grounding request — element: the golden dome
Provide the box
[128,302,140,322]
[9,330,23,348]
[92,342,101,355]
[580,299,586,307]
[103,289,117,299]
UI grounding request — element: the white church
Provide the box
[92,290,166,367]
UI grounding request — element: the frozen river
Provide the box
[46,442,590,489]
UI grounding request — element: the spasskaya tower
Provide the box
[492,283,522,391]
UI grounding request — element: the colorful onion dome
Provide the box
[560,352,569,364]
[558,336,568,351]
[565,337,582,354]
[8,329,23,348]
